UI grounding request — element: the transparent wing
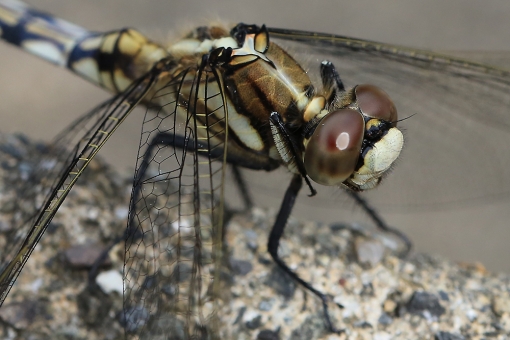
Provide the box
[122,60,228,339]
[0,63,160,305]
[267,27,510,211]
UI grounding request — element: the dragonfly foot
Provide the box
[320,297,345,334]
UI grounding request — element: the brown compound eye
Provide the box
[304,109,364,186]
[355,84,398,123]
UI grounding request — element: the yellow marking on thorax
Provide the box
[227,109,265,151]
[303,96,326,122]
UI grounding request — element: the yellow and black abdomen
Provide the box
[0,1,168,93]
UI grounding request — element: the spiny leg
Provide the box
[267,174,344,334]
[230,165,254,210]
[347,191,412,256]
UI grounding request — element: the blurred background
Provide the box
[1,0,510,272]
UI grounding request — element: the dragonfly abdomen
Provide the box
[68,28,168,93]
[0,1,169,93]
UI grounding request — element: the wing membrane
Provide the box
[0,62,159,305]
[123,59,228,339]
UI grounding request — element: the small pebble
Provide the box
[257,329,280,340]
[492,294,510,316]
[258,299,273,311]
[114,206,129,219]
[373,333,392,340]
[383,300,397,313]
[355,238,385,266]
[264,267,296,298]
[465,309,477,321]
[378,313,393,325]
[406,292,445,318]
[243,310,262,329]
[435,331,466,340]
[439,290,449,301]
[96,270,123,294]
[63,244,110,269]
[230,258,254,276]
[120,306,150,333]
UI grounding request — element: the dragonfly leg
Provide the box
[320,60,346,104]
[268,174,344,334]
[230,165,254,210]
[346,190,412,257]
[269,111,316,197]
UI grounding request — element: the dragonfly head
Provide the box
[304,84,404,191]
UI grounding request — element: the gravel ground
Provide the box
[0,133,509,340]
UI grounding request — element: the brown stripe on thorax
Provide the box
[226,42,312,123]
[221,41,316,160]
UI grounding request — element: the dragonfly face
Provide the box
[303,84,403,190]
[1,1,510,339]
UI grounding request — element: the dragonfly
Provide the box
[1,0,510,339]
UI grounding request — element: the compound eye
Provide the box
[304,109,364,186]
[355,84,398,123]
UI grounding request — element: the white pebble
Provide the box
[96,270,123,294]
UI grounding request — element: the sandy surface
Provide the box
[0,133,508,339]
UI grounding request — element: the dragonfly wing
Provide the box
[123,59,228,338]
[266,28,510,211]
[0,61,162,305]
